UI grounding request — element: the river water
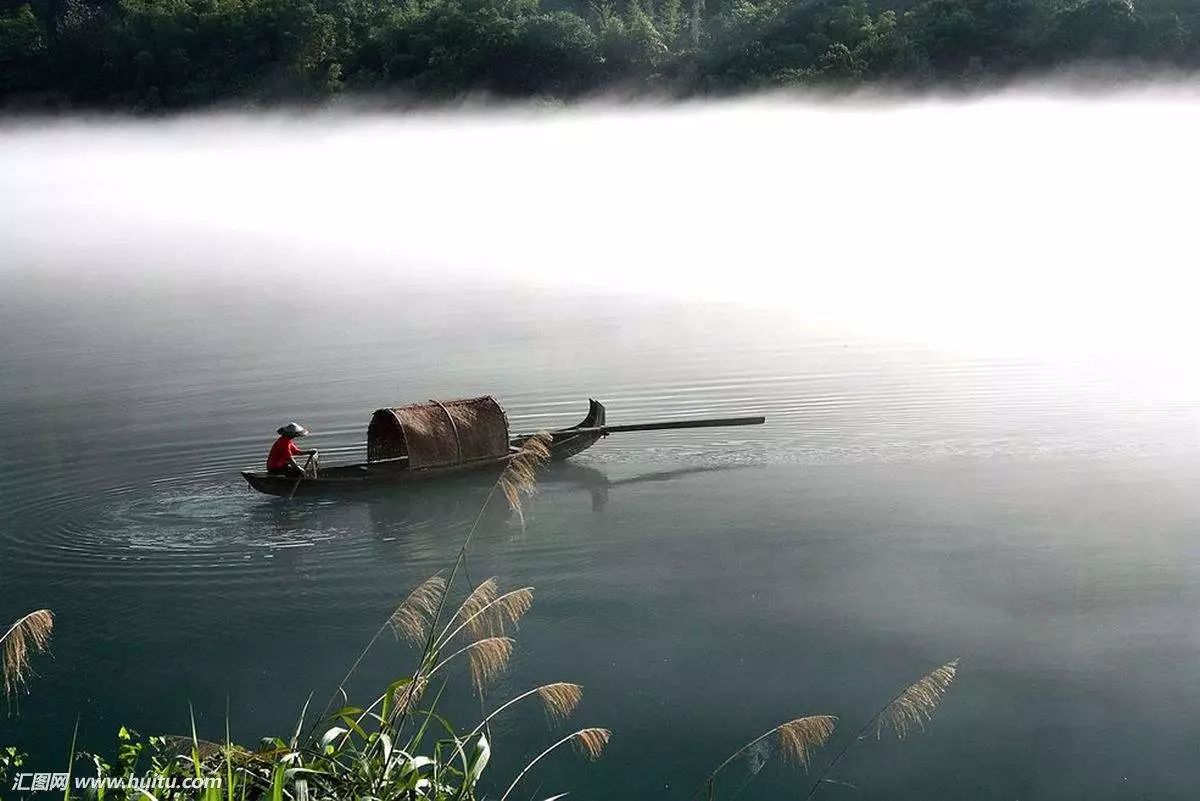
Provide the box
[2,98,1200,799]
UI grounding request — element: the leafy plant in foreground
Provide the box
[69,432,609,800]
[2,429,964,800]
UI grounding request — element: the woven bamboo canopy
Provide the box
[367,396,510,468]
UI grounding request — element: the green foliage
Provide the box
[1047,0,1143,59]
[2,0,1199,108]
[0,744,27,793]
[57,578,594,800]
[0,4,48,98]
[597,3,667,82]
[71,718,496,800]
[358,0,601,95]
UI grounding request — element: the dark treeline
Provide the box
[0,0,1196,110]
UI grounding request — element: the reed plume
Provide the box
[571,727,612,760]
[429,635,518,694]
[695,714,836,799]
[469,682,584,736]
[776,716,838,769]
[391,675,427,717]
[490,587,534,633]
[368,436,552,745]
[455,578,499,638]
[500,727,612,801]
[537,683,585,726]
[444,586,535,645]
[313,431,562,779]
[803,658,962,799]
[500,432,552,526]
[436,585,535,652]
[2,609,53,699]
[388,574,447,646]
[317,575,446,727]
[876,659,959,739]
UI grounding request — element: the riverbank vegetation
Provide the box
[1,0,1196,111]
[0,439,959,798]
[64,574,610,801]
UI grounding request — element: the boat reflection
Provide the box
[541,461,764,511]
[250,459,764,562]
[356,460,766,530]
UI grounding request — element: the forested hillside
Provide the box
[1,0,1195,110]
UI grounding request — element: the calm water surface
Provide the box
[2,273,1198,800]
[3,103,1200,799]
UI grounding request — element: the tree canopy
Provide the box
[0,0,1195,110]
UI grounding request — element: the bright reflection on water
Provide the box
[1,96,1199,800]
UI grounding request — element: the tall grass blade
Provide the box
[224,708,234,801]
[269,764,285,801]
[63,714,79,801]
[189,703,203,781]
[291,693,313,750]
[467,734,491,788]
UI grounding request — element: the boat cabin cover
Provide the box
[367,396,510,468]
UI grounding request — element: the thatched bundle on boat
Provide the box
[367,396,510,468]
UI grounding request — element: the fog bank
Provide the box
[3,94,1198,371]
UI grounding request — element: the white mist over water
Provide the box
[2,94,1198,381]
[5,97,1200,800]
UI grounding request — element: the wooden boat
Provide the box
[241,396,763,497]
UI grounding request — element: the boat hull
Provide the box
[241,399,607,497]
[516,398,607,461]
[241,456,511,497]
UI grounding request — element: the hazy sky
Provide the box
[3,93,1198,373]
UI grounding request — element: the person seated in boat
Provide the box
[267,422,318,477]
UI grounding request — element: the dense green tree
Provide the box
[597,2,667,82]
[0,4,48,98]
[1046,0,1144,60]
[502,10,602,93]
[903,0,984,74]
[854,10,924,77]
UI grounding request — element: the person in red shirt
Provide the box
[267,422,318,477]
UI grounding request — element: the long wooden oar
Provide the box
[516,415,765,439]
[288,454,315,501]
